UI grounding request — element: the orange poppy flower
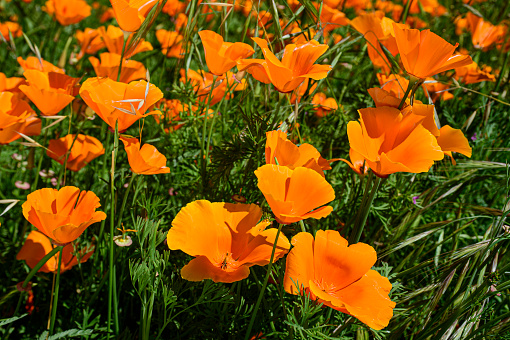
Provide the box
[47,134,105,172]
[198,30,255,76]
[422,79,454,103]
[339,148,369,176]
[466,12,505,51]
[75,28,105,60]
[19,70,80,116]
[0,92,41,145]
[156,29,184,58]
[311,93,338,117]
[167,200,290,283]
[98,26,153,59]
[454,62,495,84]
[80,77,163,132]
[265,130,332,176]
[153,99,214,132]
[283,230,395,330]
[162,0,186,16]
[22,186,107,245]
[43,0,91,26]
[238,38,331,93]
[17,230,94,273]
[89,53,147,83]
[120,136,170,175]
[375,1,403,22]
[376,73,409,99]
[255,164,335,224]
[317,4,349,37]
[392,23,473,80]
[403,0,446,16]
[17,56,65,74]
[0,21,22,41]
[109,0,159,32]
[0,72,25,92]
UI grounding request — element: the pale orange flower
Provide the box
[17,56,65,74]
[162,0,186,16]
[311,93,338,117]
[44,0,91,26]
[22,186,106,245]
[120,136,170,175]
[255,164,335,224]
[317,4,349,37]
[89,53,147,83]
[109,0,159,32]
[47,134,105,172]
[403,0,446,16]
[0,92,41,145]
[98,25,153,59]
[284,230,395,330]
[156,29,184,58]
[0,21,22,41]
[167,200,290,283]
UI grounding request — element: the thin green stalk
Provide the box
[116,173,137,230]
[244,223,284,340]
[398,78,416,110]
[494,50,510,92]
[108,122,119,338]
[48,247,63,336]
[348,174,382,244]
[117,34,129,82]
[401,0,415,24]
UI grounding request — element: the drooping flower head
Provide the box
[47,134,105,172]
[120,136,170,175]
[0,92,41,145]
[89,53,147,83]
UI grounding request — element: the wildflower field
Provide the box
[1,0,510,338]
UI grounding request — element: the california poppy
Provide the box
[120,136,170,175]
[75,28,105,60]
[109,0,159,32]
[0,92,41,145]
[156,29,184,58]
[98,25,153,59]
[376,73,409,99]
[89,53,147,83]
[422,79,454,102]
[0,72,25,92]
[43,0,91,26]
[80,77,163,132]
[255,164,335,224]
[392,23,473,80]
[0,21,22,41]
[403,0,446,16]
[466,12,505,51]
[454,62,495,84]
[180,69,246,105]
[311,93,338,117]
[283,230,395,330]
[153,99,211,133]
[317,4,349,37]
[47,134,105,172]
[265,130,332,176]
[22,186,107,245]
[238,38,331,93]
[339,148,369,176]
[198,30,255,76]
[167,200,290,283]
[17,230,94,273]
[17,56,64,74]
[19,70,80,116]
[162,0,185,16]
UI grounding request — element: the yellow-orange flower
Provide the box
[284,230,395,330]
[17,230,94,273]
[392,23,473,79]
[75,28,105,60]
[110,0,159,32]
[44,0,91,26]
[167,200,290,283]
[19,70,80,116]
[0,72,25,92]
[156,29,184,58]
[47,134,105,172]
[422,79,454,103]
[0,92,41,145]
[80,77,163,132]
[255,164,335,224]
[89,53,147,83]
[120,136,170,175]
[238,38,331,93]
[376,73,409,99]
[198,30,255,76]
[22,186,106,245]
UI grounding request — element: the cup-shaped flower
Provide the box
[392,23,473,79]
[0,92,41,145]
[284,230,395,330]
[79,77,163,132]
[110,0,159,32]
[17,56,65,74]
[98,25,153,59]
[238,38,331,93]
[255,164,335,224]
[198,30,255,76]
[17,230,94,273]
[120,136,170,175]
[311,93,338,117]
[466,12,505,51]
[22,186,107,245]
[167,200,290,283]
[75,28,105,60]
[0,72,25,92]
[19,70,80,116]
[0,21,22,41]
[89,53,147,83]
[156,29,184,58]
[265,130,332,176]
[44,0,91,26]
[47,134,105,172]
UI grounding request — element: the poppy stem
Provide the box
[116,173,137,231]
[117,34,129,82]
[397,77,420,110]
[244,223,284,340]
[48,246,63,336]
[108,121,119,338]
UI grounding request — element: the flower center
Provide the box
[215,252,239,272]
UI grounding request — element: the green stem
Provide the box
[116,173,137,230]
[117,33,129,82]
[401,0,415,24]
[494,50,510,93]
[244,223,284,340]
[48,247,63,336]
[398,78,415,110]
[348,174,382,244]
[108,122,119,338]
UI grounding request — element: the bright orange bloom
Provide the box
[98,26,153,59]
[466,12,505,51]
[154,99,213,132]
[255,164,335,224]
[422,79,454,103]
[156,29,184,58]
[47,134,105,172]
[312,93,338,117]
[339,148,369,176]
[403,0,446,16]
[19,70,80,116]
[454,62,495,84]
[89,53,147,83]
[75,28,106,60]
[17,230,94,273]
[80,77,163,132]
[284,230,395,330]
[317,4,349,37]
[162,0,185,16]
[22,186,107,245]
[17,56,64,74]
[44,0,91,26]
[376,73,409,99]
[238,38,331,93]
[198,30,255,76]
[265,130,332,176]
[120,136,170,175]
[0,21,22,41]
[167,200,290,283]
[375,1,403,21]
[392,23,473,79]
[110,0,159,32]
[0,92,41,145]
[0,72,25,92]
